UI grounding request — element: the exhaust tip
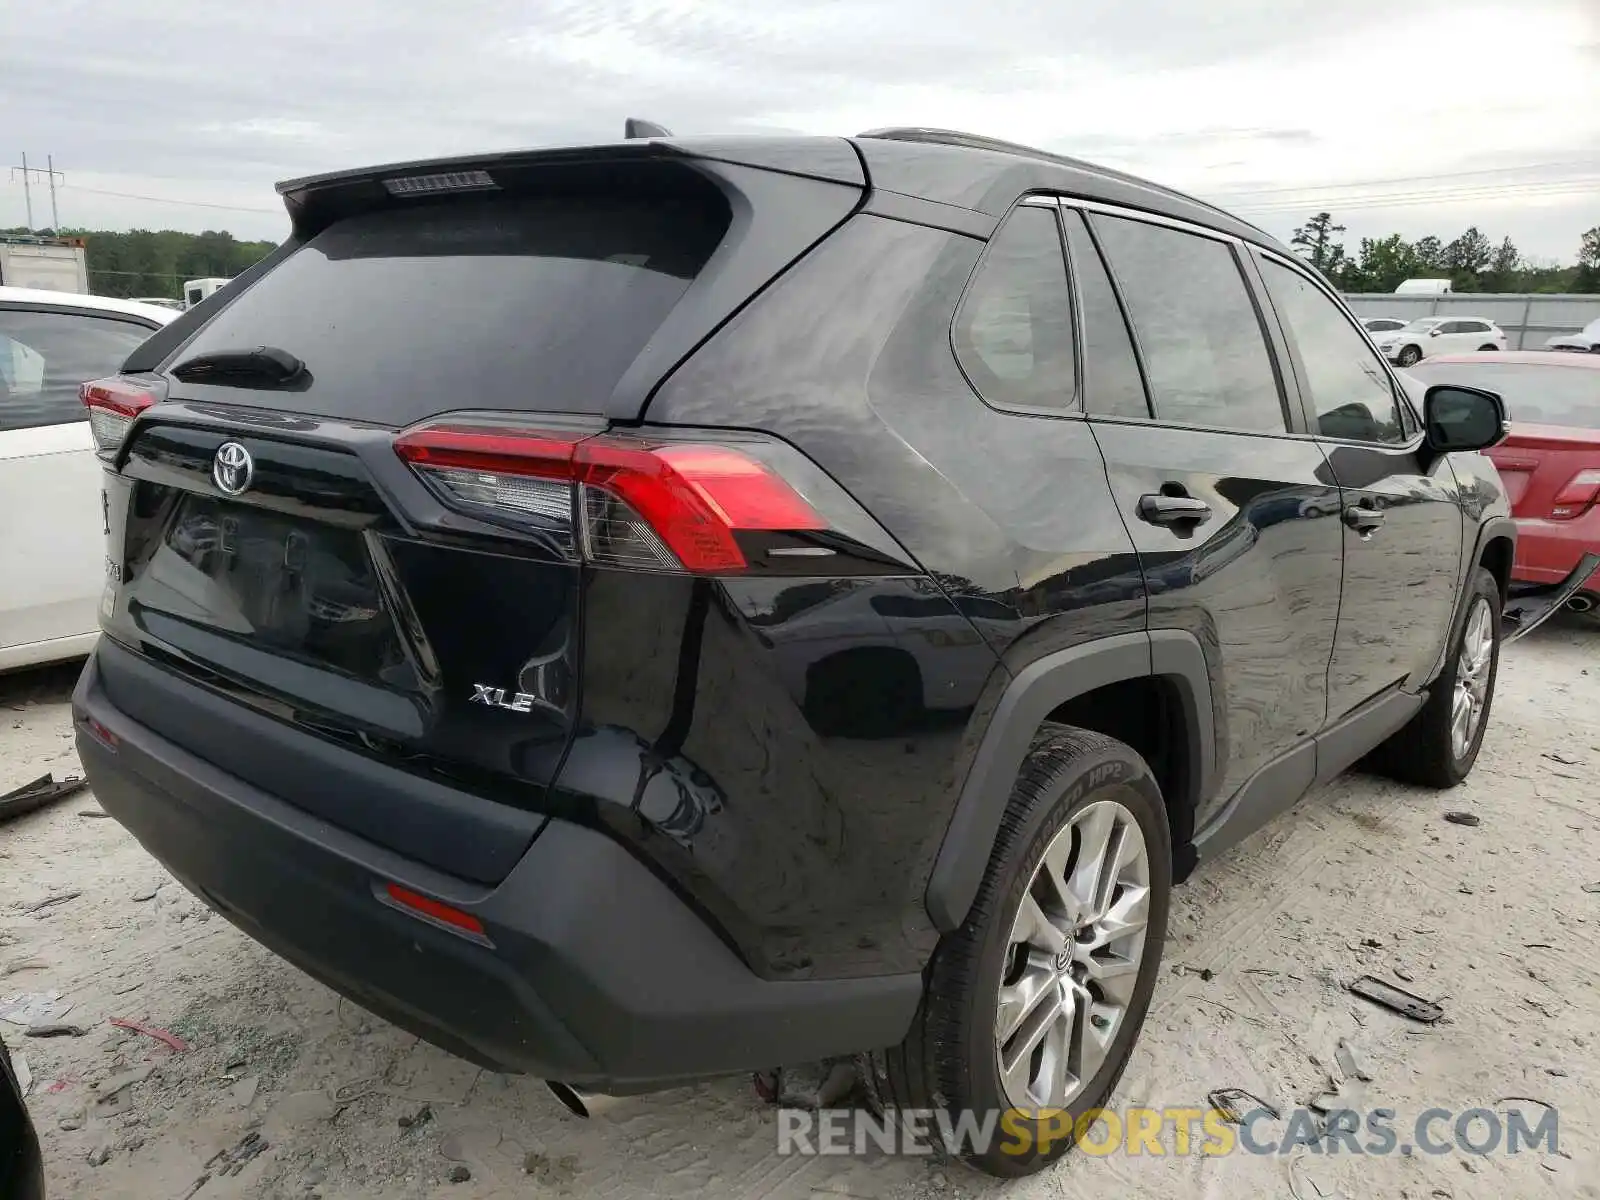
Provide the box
[1567,594,1596,614]
[545,1081,590,1118]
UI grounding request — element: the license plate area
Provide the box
[153,494,403,680]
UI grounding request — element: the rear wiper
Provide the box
[170,345,309,389]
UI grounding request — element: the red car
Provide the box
[1410,352,1600,622]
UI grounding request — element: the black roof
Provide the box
[854,128,1283,251]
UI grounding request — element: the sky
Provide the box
[3,0,1598,262]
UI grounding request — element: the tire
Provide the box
[1397,345,1423,367]
[1372,567,1501,788]
[868,726,1171,1177]
[1478,344,1499,352]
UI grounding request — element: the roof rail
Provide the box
[855,126,1274,241]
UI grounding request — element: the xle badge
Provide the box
[470,684,538,714]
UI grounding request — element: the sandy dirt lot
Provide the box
[3,618,1597,1200]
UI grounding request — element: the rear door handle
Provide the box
[1137,494,1212,527]
[1343,505,1385,536]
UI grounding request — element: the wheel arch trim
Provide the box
[925,630,1216,932]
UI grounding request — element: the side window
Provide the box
[1258,258,1407,444]
[1090,215,1285,433]
[952,205,1076,410]
[1061,209,1150,419]
[0,309,152,432]
[1437,321,1463,334]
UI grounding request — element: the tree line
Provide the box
[1292,215,1600,294]
[1,226,278,299]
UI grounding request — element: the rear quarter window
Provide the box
[166,193,729,425]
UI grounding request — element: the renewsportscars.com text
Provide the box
[777,1105,1559,1159]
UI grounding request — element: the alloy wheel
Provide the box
[995,799,1151,1112]
[1451,596,1495,761]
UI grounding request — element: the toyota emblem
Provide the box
[212,442,254,496]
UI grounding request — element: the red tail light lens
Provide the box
[1551,468,1600,519]
[80,374,166,455]
[394,424,829,574]
[379,882,490,944]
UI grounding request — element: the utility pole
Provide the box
[13,152,32,229]
[46,155,60,229]
[8,154,65,231]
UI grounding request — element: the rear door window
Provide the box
[1090,215,1286,433]
[1061,209,1150,420]
[952,205,1077,411]
[0,308,155,432]
[166,193,729,425]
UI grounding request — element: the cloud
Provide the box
[1,0,1595,257]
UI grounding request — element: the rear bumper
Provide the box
[1511,514,1600,592]
[72,650,920,1091]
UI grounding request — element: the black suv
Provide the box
[75,128,1517,1176]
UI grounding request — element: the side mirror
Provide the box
[1428,328,1442,337]
[1424,384,1507,453]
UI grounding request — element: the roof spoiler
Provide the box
[625,118,674,139]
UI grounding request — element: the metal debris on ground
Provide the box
[1334,1039,1373,1082]
[110,1016,190,1051]
[1443,811,1480,827]
[1207,1088,1279,1125]
[1581,882,1600,894]
[206,1131,270,1177]
[1349,976,1444,1024]
[1543,751,1585,765]
[24,1022,86,1038]
[0,772,89,823]
[77,809,112,819]
[23,890,82,914]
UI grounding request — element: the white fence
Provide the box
[1341,293,1600,350]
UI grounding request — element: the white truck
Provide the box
[1395,278,1453,295]
[0,236,90,294]
[183,277,231,308]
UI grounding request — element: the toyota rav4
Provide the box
[75,127,1523,1177]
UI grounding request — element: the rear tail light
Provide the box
[1551,468,1600,519]
[394,422,904,575]
[80,374,167,455]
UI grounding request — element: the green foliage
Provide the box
[1325,218,1594,294]
[1291,212,1347,274]
[1,225,277,299]
[1578,226,1600,294]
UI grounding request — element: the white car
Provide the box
[0,287,177,671]
[1375,316,1506,367]
[1545,317,1600,353]
[1361,316,1408,335]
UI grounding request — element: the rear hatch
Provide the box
[88,141,865,884]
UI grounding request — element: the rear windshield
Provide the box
[167,193,728,424]
[1410,361,1600,428]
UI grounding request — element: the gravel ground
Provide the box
[3,617,1597,1200]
